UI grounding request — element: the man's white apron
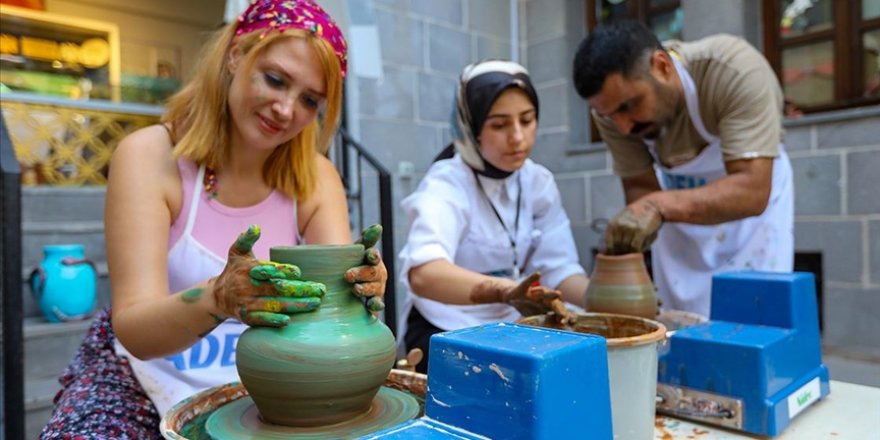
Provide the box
[647,59,794,317]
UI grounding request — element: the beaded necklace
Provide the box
[203,167,218,199]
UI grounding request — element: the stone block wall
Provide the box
[349,0,513,171]
[784,108,880,356]
[521,0,612,272]
[343,0,517,323]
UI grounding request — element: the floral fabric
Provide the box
[40,308,161,440]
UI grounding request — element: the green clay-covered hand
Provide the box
[344,224,388,312]
[605,199,664,255]
[211,225,326,327]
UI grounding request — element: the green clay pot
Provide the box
[235,244,396,427]
[585,253,658,319]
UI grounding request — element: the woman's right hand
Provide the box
[211,225,326,327]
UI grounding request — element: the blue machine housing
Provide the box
[658,272,830,436]
[365,419,491,439]
[367,322,613,439]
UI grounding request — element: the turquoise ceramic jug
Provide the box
[28,244,97,322]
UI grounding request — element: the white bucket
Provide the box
[656,309,708,336]
[518,313,666,440]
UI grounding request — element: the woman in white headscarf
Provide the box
[397,60,590,373]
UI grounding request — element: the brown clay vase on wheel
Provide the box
[235,244,396,427]
[585,253,657,319]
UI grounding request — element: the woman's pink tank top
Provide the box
[115,158,301,415]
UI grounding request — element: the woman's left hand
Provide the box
[344,224,388,311]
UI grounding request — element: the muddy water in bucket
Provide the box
[518,313,666,440]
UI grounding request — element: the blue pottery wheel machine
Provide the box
[362,271,829,439]
[655,272,830,436]
[169,271,828,439]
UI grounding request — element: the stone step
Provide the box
[25,377,60,440]
[18,317,92,382]
[22,186,106,224]
[14,187,107,438]
[0,318,91,440]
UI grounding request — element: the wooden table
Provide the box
[653,381,880,439]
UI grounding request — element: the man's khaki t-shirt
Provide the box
[596,34,784,178]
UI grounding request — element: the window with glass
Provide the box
[764,0,880,112]
[587,0,683,40]
[585,0,683,142]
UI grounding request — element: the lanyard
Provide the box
[473,170,522,278]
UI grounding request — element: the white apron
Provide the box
[648,59,794,317]
[405,173,528,335]
[114,165,247,416]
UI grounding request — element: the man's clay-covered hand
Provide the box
[344,224,388,312]
[605,199,663,255]
[211,225,326,327]
[470,272,562,317]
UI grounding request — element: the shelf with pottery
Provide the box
[0,5,121,101]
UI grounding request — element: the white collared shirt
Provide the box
[397,154,585,333]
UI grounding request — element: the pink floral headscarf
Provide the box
[235,0,348,77]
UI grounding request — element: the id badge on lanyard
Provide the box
[474,170,524,281]
[493,229,541,281]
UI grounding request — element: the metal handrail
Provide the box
[333,129,397,337]
[1,109,25,440]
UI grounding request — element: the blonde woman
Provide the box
[41,1,385,437]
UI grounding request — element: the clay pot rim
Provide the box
[518,312,667,347]
[656,309,708,337]
[271,244,365,252]
[581,312,667,347]
[593,252,644,261]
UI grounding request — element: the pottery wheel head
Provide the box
[204,387,420,439]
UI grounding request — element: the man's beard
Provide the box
[634,77,680,140]
[632,121,662,139]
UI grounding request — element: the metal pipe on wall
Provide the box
[510,0,519,62]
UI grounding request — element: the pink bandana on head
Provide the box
[235,0,348,77]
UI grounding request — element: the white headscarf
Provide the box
[451,60,540,179]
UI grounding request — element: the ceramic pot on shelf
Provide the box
[28,244,97,323]
[235,244,396,427]
[585,252,657,319]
